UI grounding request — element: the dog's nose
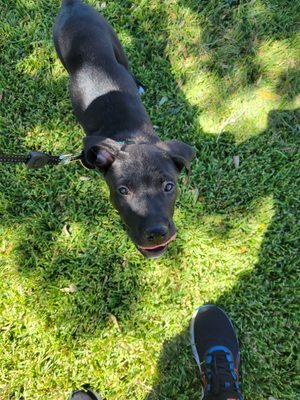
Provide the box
[146,225,168,243]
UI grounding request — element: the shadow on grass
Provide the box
[144,107,299,399]
[276,67,300,101]
[177,0,300,88]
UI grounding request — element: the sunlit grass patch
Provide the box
[175,40,300,139]
[164,1,300,140]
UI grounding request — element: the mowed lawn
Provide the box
[0,0,299,399]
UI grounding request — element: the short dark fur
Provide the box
[53,0,196,258]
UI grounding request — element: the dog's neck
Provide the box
[89,124,160,145]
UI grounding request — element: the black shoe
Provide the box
[190,304,244,400]
[67,388,102,400]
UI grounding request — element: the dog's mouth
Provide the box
[137,234,176,258]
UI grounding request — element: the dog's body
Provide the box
[53,0,155,142]
[53,0,195,258]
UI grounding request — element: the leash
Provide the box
[0,138,140,169]
[0,151,83,169]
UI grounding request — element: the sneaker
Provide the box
[67,387,102,400]
[190,304,243,400]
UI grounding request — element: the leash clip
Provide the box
[26,151,51,169]
[59,154,74,164]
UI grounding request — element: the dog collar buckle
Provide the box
[116,138,136,145]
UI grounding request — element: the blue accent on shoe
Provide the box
[207,345,233,355]
[203,347,243,399]
[206,355,212,363]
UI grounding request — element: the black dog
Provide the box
[53,0,196,258]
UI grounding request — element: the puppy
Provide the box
[53,0,196,258]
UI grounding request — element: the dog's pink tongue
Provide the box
[139,234,176,250]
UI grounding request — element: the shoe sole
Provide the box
[190,307,204,400]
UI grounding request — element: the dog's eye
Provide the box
[118,186,130,195]
[164,182,175,193]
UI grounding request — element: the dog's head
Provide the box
[83,137,196,258]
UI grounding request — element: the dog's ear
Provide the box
[157,140,196,173]
[83,137,121,172]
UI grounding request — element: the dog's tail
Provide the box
[62,0,81,6]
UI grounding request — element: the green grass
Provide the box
[0,0,299,399]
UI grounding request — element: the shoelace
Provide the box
[205,350,242,399]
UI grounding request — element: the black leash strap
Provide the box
[0,151,82,169]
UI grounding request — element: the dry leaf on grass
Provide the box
[61,284,78,294]
[108,314,120,331]
[158,96,168,106]
[182,176,189,185]
[258,89,280,101]
[233,155,240,169]
[1,244,14,254]
[63,224,70,237]
[193,188,200,204]
[182,46,188,60]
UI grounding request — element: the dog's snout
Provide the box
[146,225,168,243]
